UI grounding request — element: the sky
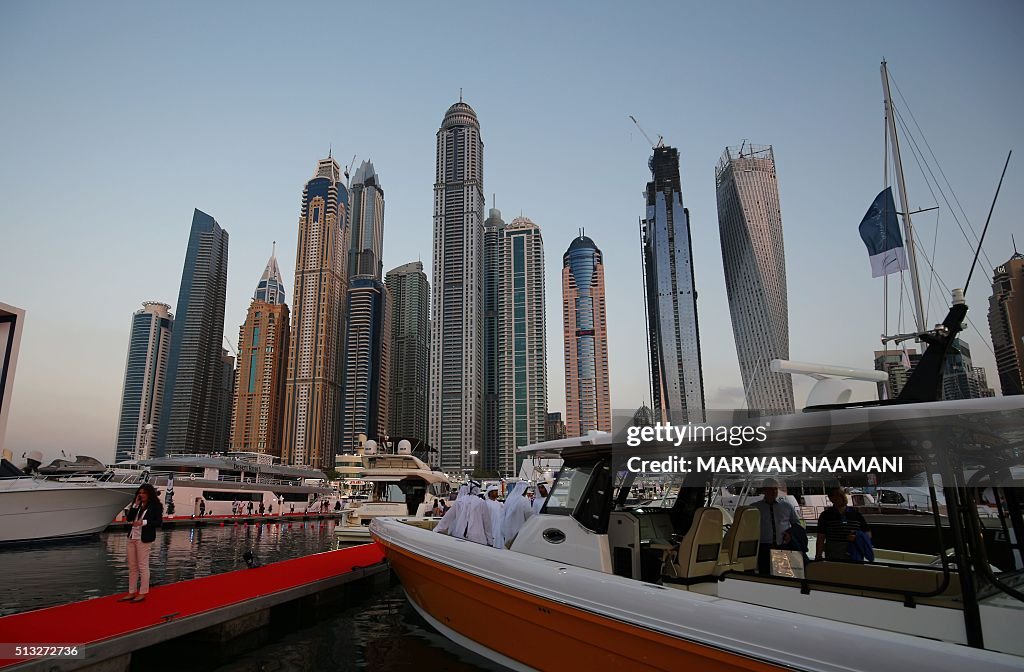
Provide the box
[1,1,1022,465]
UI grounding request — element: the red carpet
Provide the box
[0,543,384,668]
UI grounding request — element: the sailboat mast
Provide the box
[881,60,927,334]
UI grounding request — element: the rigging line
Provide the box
[926,207,941,323]
[892,105,996,274]
[965,150,1012,295]
[908,233,998,359]
[889,73,994,267]
[883,111,890,342]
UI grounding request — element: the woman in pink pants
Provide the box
[119,483,163,603]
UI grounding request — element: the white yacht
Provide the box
[335,440,449,545]
[113,452,336,517]
[0,458,138,543]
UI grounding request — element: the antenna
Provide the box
[1013,233,1019,256]
[629,115,664,149]
[964,149,1012,294]
[459,87,463,103]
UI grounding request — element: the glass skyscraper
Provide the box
[115,302,173,462]
[342,160,390,452]
[496,216,547,476]
[386,261,429,444]
[562,234,611,437]
[482,205,504,473]
[715,144,794,414]
[157,208,229,456]
[341,277,391,452]
[430,100,484,473]
[641,145,705,424]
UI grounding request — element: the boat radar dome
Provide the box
[397,440,412,455]
[364,440,378,455]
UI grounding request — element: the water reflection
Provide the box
[212,583,506,672]
[0,519,338,615]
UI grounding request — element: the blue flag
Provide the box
[859,187,908,278]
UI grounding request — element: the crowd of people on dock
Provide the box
[433,480,554,549]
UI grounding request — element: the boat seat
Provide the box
[715,506,760,575]
[663,507,722,582]
[805,561,961,597]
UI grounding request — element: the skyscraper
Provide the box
[641,145,705,424]
[213,349,235,451]
[482,205,505,473]
[341,277,391,452]
[941,339,995,400]
[545,412,566,442]
[157,209,229,456]
[715,144,794,414]
[347,161,384,279]
[341,160,390,453]
[230,247,290,457]
[282,156,349,468]
[430,99,484,473]
[988,251,1024,395]
[496,216,547,476]
[115,302,173,462]
[873,348,922,400]
[386,261,430,446]
[562,234,611,437]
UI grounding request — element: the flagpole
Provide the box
[881,60,926,335]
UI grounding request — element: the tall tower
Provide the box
[342,160,389,452]
[482,205,505,473]
[341,277,391,452]
[347,161,384,279]
[988,251,1024,395]
[562,234,611,437]
[213,349,235,452]
[430,99,484,473]
[715,144,795,414]
[282,156,349,468]
[230,246,290,457]
[386,261,430,446]
[115,302,173,462]
[496,216,547,476]
[641,145,705,424]
[157,209,229,456]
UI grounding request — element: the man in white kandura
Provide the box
[485,484,505,549]
[501,481,535,547]
[459,483,493,546]
[434,484,469,538]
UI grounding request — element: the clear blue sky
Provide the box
[2,1,1021,464]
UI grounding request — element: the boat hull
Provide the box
[372,516,1023,672]
[0,480,137,543]
[383,535,784,671]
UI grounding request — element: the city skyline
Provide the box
[3,2,1022,463]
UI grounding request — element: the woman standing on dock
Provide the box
[119,483,163,603]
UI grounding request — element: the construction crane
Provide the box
[344,155,357,188]
[629,115,664,149]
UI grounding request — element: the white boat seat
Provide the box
[663,507,723,582]
[715,506,760,575]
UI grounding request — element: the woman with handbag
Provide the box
[119,483,163,603]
